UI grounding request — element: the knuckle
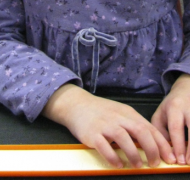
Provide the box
[149,125,159,135]
[109,112,119,121]
[166,97,183,110]
[133,123,147,135]
[93,136,105,149]
[114,128,125,139]
[169,122,181,132]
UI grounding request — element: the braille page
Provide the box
[0,146,189,176]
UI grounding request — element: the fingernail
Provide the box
[117,162,123,169]
[136,161,143,168]
[150,159,160,167]
[178,154,186,164]
[168,153,176,164]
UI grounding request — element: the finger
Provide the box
[106,128,143,168]
[151,127,176,164]
[186,123,190,164]
[132,125,161,167]
[124,120,161,167]
[93,135,123,168]
[167,109,186,165]
[151,109,170,140]
[185,112,190,164]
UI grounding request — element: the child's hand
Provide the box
[152,73,190,165]
[42,84,176,168]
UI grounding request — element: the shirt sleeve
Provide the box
[0,0,82,122]
[162,0,190,94]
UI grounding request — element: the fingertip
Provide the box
[135,161,143,168]
[116,162,124,169]
[160,148,177,165]
[177,154,186,165]
[149,159,160,168]
[107,153,124,169]
[109,156,124,169]
[168,153,176,164]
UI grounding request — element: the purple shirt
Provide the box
[0,0,189,122]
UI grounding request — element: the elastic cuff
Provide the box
[162,63,190,94]
[25,75,82,122]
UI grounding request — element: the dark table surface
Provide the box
[0,94,189,180]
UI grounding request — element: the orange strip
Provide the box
[0,167,190,177]
[0,144,88,150]
[0,143,141,150]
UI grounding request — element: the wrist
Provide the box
[42,84,92,126]
[171,73,190,91]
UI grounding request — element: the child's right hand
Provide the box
[42,84,176,168]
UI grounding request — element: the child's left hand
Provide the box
[152,73,190,165]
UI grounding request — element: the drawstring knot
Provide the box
[71,27,117,93]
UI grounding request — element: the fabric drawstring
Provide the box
[71,27,118,93]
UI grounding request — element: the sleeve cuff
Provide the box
[24,70,82,122]
[162,63,190,94]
